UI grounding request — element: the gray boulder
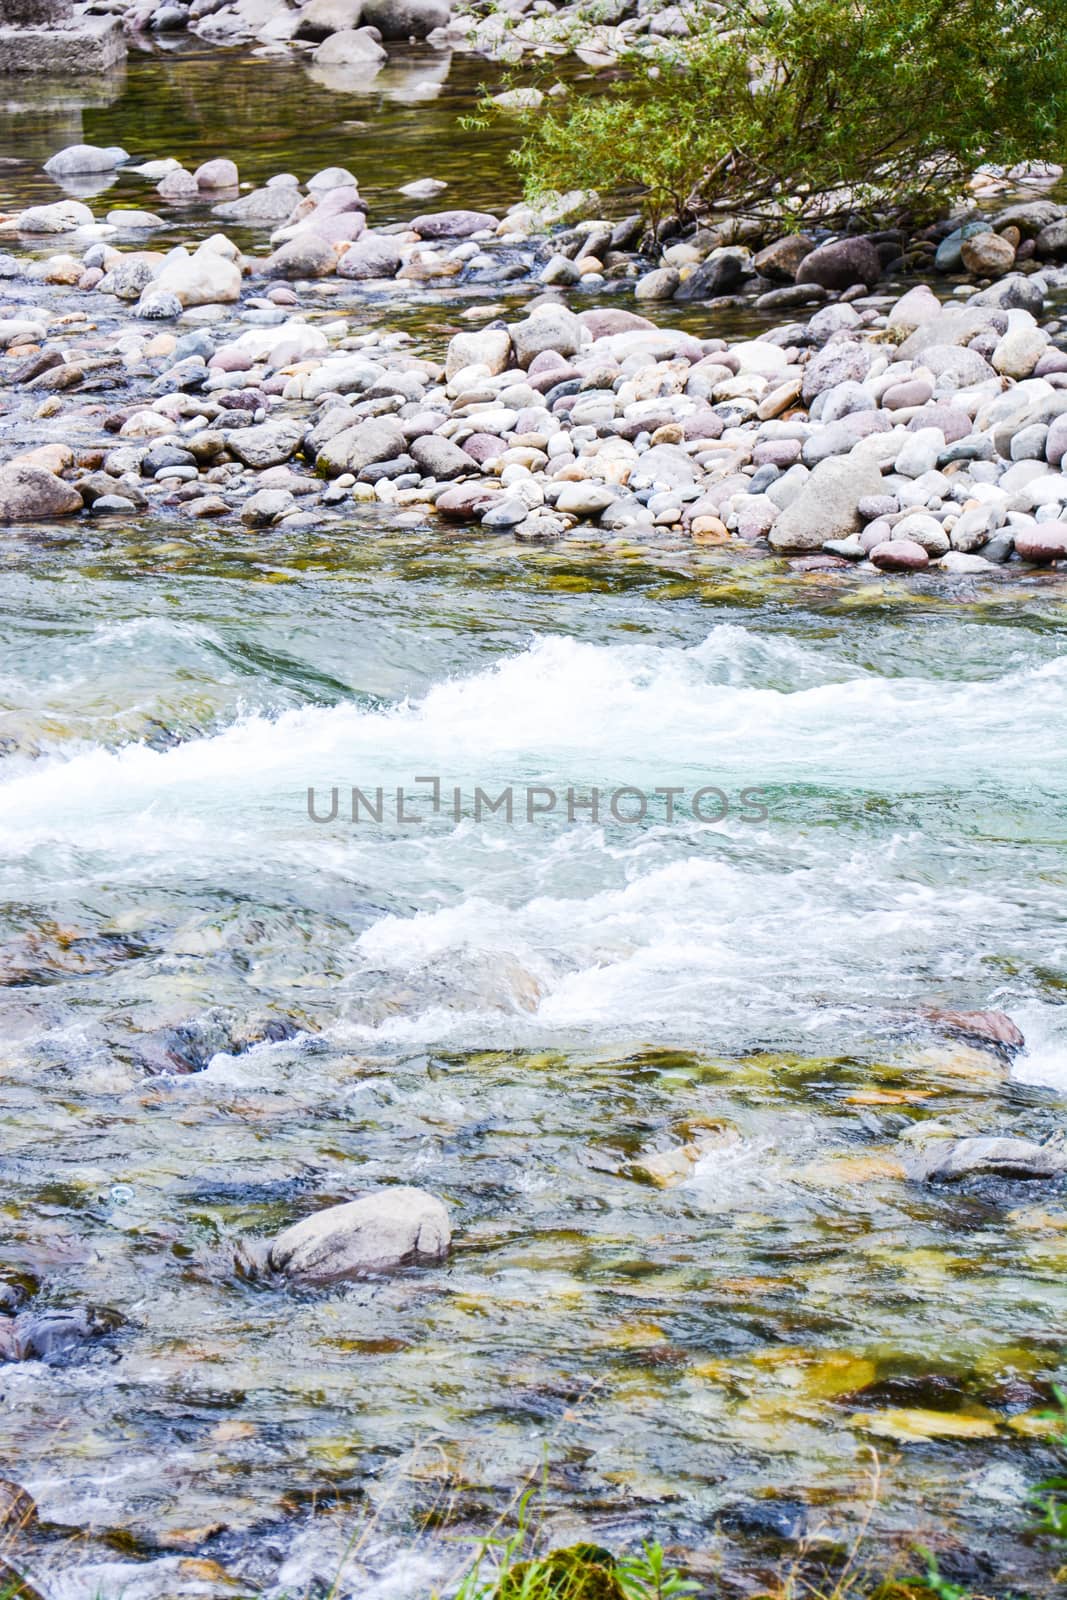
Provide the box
[227,418,305,468]
[263,233,338,279]
[802,340,873,404]
[359,0,448,34]
[336,231,402,279]
[410,434,476,479]
[44,143,127,176]
[768,451,883,553]
[295,0,362,34]
[409,208,498,239]
[311,24,386,62]
[796,236,881,291]
[268,1187,451,1281]
[754,233,814,283]
[911,1136,1067,1183]
[317,415,407,475]
[445,327,511,379]
[673,248,747,302]
[16,200,94,234]
[0,463,82,520]
[968,272,1045,316]
[214,184,302,224]
[240,488,296,526]
[509,305,583,365]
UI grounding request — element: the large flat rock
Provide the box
[0,12,125,72]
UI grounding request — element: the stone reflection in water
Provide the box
[0,64,126,170]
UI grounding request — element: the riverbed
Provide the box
[1,39,1067,1600]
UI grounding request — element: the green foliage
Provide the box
[444,1494,698,1600]
[1028,1384,1067,1550]
[616,1542,702,1600]
[508,0,1067,227]
[911,1549,975,1600]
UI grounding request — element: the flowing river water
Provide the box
[2,39,1067,1600]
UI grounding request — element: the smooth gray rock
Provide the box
[264,233,337,279]
[796,236,881,291]
[0,463,82,520]
[410,433,475,479]
[768,451,883,552]
[802,341,873,404]
[911,1137,1067,1183]
[214,184,302,224]
[227,417,304,468]
[44,143,127,176]
[317,415,407,475]
[510,305,583,366]
[268,1187,451,1281]
[410,208,497,239]
[336,231,402,279]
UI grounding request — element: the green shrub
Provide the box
[509,0,1067,228]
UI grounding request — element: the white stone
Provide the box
[155,243,242,307]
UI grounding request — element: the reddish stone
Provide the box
[1015,523,1067,562]
[870,538,930,571]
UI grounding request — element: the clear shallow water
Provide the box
[2,517,1067,1598]
[1,41,1067,1600]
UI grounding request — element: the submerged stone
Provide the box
[267,1187,451,1282]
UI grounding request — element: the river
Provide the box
[1,38,1066,1600]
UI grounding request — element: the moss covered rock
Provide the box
[496,1545,627,1600]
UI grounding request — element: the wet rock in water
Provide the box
[634,266,679,302]
[15,200,94,234]
[227,417,304,468]
[720,1499,808,1543]
[241,487,295,526]
[1,1306,122,1363]
[311,25,386,65]
[870,538,931,572]
[796,236,881,290]
[399,177,447,199]
[194,157,239,190]
[961,231,1016,276]
[754,233,814,283]
[1014,523,1067,562]
[43,143,127,179]
[0,463,82,521]
[336,231,402,279]
[925,1008,1025,1054]
[435,481,501,519]
[295,0,363,35]
[409,208,498,239]
[213,183,301,224]
[263,232,338,279]
[157,167,199,201]
[674,248,748,301]
[266,1187,451,1282]
[45,1555,236,1599]
[909,1136,1067,1183]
